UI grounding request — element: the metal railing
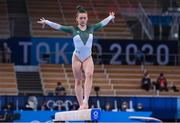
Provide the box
[115,1,155,40]
[138,3,154,40]
[170,13,180,40]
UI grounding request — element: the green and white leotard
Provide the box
[45,15,114,62]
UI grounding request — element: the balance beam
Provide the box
[53,108,101,121]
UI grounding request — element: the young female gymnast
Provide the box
[38,6,115,110]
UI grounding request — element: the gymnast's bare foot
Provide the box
[78,101,88,110]
[82,100,89,109]
[78,105,84,110]
[83,104,89,109]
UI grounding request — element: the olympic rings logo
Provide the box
[46,100,73,111]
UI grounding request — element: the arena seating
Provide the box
[27,0,133,39]
[26,0,170,39]
[104,65,149,96]
[39,64,114,96]
[0,64,18,95]
[26,0,65,38]
[116,0,162,13]
[39,64,180,96]
[144,65,180,96]
[1,0,177,39]
[0,63,179,96]
[88,0,132,39]
[0,0,10,39]
[1,0,179,39]
[106,65,180,96]
[1,0,179,97]
[39,64,69,95]
[63,64,114,96]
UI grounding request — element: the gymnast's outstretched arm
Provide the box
[93,12,115,31]
[37,17,73,33]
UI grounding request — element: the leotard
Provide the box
[45,15,114,62]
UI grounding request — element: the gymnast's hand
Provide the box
[37,17,47,28]
[110,12,115,18]
[109,12,115,22]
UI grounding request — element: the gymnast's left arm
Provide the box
[93,12,115,31]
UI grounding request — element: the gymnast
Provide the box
[38,5,115,110]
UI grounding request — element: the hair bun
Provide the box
[76,5,83,10]
[76,5,86,13]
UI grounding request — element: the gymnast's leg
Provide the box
[82,56,94,109]
[72,54,83,109]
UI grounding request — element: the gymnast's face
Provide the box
[76,13,88,26]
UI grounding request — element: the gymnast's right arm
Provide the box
[37,17,73,33]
